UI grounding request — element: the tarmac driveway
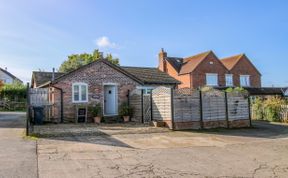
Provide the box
[36,121,288,178]
[0,112,37,178]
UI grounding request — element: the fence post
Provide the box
[248,95,252,127]
[224,91,229,128]
[26,82,30,136]
[127,90,130,106]
[199,90,204,129]
[141,89,144,123]
[170,88,175,130]
[150,91,153,121]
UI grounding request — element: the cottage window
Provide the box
[240,75,250,87]
[206,73,218,86]
[225,74,233,86]
[72,83,88,103]
[136,86,155,94]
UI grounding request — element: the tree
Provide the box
[59,49,119,72]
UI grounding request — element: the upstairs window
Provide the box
[240,75,250,87]
[225,74,233,86]
[72,83,88,103]
[206,73,218,86]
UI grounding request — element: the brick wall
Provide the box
[51,61,140,122]
[165,61,190,88]
[191,52,228,88]
[230,56,261,87]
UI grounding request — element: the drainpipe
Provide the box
[52,85,64,123]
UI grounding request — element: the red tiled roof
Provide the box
[220,54,244,70]
[179,51,212,74]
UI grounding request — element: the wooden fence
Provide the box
[129,87,251,130]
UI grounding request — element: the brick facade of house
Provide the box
[51,61,140,122]
[191,52,228,88]
[158,49,261,89]
[228,55,261,87]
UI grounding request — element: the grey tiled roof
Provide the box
[166,57,183,73]
[32,71,65,87]
[121,66,180,85]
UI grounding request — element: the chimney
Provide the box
[99,52,104,59]
[158,48,167,72]
[52,68,55,81]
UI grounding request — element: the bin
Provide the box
[33,106,44,125]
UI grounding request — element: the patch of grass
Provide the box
[22,131,38,140]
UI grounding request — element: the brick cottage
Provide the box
[158,49,261,89]
[32,59,180,122]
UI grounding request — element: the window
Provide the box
[72,83,88,103]
[225,74,233,86]
[136,86,155,94]
[240,75,250,87]
[206,73,218,86]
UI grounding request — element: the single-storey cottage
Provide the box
[31,59,180,122]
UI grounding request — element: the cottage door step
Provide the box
[104,85,117,116]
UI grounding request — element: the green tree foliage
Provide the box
[0,80,4,91]
[59,49,119,72]
[0,82,26,102]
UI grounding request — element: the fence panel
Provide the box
[143,94,151,123]
[201,89,226,128]
[227,92,249,120]
[129,89,142,122]
[173,89,200,122]
[152,87,172,128]
[29,88,49,106]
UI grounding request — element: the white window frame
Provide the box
[225,74,233,87]
[240,75,250,87]
[136,86,156,94]
[72,83,88,103]
[206,73,218,86]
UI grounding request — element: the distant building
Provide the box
[158,49,261,89]
[0,67,22,84]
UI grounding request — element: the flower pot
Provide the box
[123,116,130,122]
[94,116,101,124]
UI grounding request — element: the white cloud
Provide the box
[95,36,118,49]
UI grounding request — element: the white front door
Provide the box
[104,85,117,115]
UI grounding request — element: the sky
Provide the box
[0,0,288,87]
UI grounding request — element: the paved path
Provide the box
[37,121,288,178]
[0,112,37,178]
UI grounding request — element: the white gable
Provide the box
[284,88,288,97]
[0,70,14,84]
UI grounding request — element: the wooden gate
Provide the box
[129,89,151,123]
[28,88,53,121]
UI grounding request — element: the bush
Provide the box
[89,104,102,117]
[252,96,286,122]
[0,82,26,102]
[263,97,286,122]
[119,102,134,116]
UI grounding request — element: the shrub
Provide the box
[89,104,102,117]
[0,82,26,101]
[263,96,286,122]
[119,102,134,116]
[252,96,286,122]
[252,97,264,120]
